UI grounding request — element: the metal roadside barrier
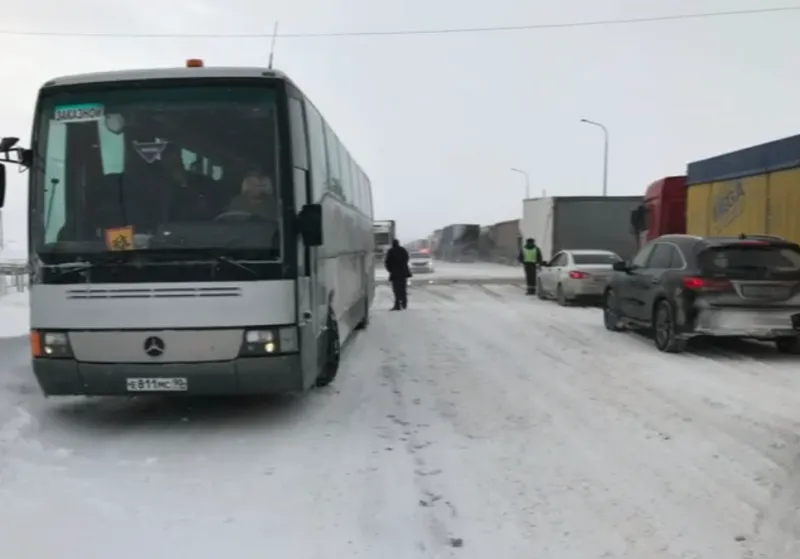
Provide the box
[0,262,28,296]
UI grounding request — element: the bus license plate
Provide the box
[126,378,188,392]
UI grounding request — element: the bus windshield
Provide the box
[33,84,282,261]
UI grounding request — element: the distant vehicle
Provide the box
[409,249,434,274]
[521,196,642,263]
[603,234,800,353]
[631,134,800,248]
[630,176,686,248]
[537,249,621,305]
[429,229,443,258]
[0,59,375,396]
[438,224,480,262]
[373,220,395,258]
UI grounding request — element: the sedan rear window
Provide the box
[698,244,800,277]
[572,253,621,265]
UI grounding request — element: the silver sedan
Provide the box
[537,249,622,305]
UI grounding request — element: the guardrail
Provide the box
[0,262,28,295]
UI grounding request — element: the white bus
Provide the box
[0,59,375,396]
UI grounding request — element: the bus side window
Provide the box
[289,97,308,171]
[323,120,342,197]
[339,147,352,203]
[304,101,328,203]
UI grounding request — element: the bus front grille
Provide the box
[65,286,243,300]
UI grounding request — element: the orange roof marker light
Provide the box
[186,59,204,68]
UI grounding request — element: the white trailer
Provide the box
[520,196,642,262]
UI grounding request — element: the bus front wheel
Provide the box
[315,308,341,388]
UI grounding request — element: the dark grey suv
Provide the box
[603,234,800,353]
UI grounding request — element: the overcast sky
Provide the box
[1,0,799,247]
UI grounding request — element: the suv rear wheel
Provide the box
[653,300,686,353]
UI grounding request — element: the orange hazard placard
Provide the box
[104,226,135,251]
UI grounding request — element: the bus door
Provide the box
[290,97,321,389]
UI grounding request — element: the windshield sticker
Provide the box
[104,226,135,251]
[53,103,104,123]
[132,139,169,163]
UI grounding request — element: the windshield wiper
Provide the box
[211,255,260,277]
[41,254,131,281]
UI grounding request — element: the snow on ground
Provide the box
[0,291,28,337]
[376,259,521,282]
[2,270,800,557]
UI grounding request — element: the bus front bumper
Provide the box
[32,355,304,396]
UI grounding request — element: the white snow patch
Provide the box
[0,280,799,557]
[377,260,521,282]
[0,291,28,337]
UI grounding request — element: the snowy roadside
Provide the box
[0,282,800,557]
[0,291,28,338]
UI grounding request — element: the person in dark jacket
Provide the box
[385,239,412,310]
[518,237,543,295]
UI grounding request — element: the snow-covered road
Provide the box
[3,264,800,558]
[376,259,522,283]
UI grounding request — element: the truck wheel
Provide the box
[603,290,624,332]
[315,308,341,387]
[775,336,800,354]
[653,300,686,353]
[557,284,568,306]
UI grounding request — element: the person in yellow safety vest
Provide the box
[518,237,543,295]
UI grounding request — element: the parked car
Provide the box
[409,250,434,274]
[603,234,800,353]
[537,249,622,305]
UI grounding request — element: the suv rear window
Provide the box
[573,253,621,265]
[698,244,800,278]
[410,252,430,259]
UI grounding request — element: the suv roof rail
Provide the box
[738,233,787,241]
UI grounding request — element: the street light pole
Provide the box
[580,118,609,196]
[510,167,530,199]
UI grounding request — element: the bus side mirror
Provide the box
[298,203,323,246]
[0,164,6,208]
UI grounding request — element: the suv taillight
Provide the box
[682,276,731,291]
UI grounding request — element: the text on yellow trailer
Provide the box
[686,134,800,243]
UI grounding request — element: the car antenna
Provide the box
[268,21,279,70]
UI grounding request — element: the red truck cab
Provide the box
[630,176,687,247]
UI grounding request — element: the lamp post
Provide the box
[510,167,530,199]
[579,118,609,196]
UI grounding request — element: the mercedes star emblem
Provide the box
[143,336,165,357]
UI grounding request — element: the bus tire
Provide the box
[315,307,341,388]
[354,293,370,330]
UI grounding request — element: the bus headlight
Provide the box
[31,330,73,359]
[240,327,298,356]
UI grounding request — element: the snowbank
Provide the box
[0,291,28,337]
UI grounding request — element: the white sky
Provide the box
[2,0,799,243]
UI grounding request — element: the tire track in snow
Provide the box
[400,283,797,557]
[375,339,466,556]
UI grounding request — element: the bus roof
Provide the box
[41,66,294,89]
